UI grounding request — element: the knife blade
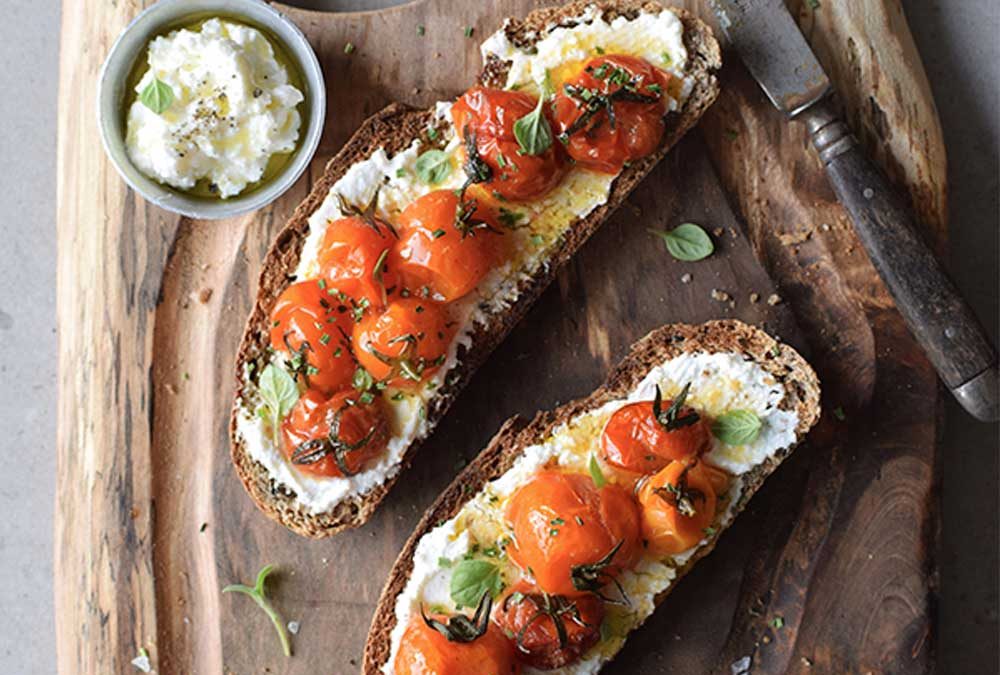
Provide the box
[711,0,829,116]
[711,0,999,421]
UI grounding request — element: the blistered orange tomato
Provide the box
[493,580,604,670]
[393,614,521,675]
[352,298,455,387]
[281,389,388,478]
[269,280,354,394]
[505,471,641,597]
[392,189,505,302]
[317,215,398,309]
[638,460,730,556]
[551,54,672,174]
[451,87,566,202]
[600,399,710,474]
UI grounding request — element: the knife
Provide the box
[712,0,999,422]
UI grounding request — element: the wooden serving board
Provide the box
[55,1,946,673]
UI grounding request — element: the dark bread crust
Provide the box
[363,320,821,674]
[229,2,722,538]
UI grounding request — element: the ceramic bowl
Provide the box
[97,0,325,219]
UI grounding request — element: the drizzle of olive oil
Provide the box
[123,13,310,200]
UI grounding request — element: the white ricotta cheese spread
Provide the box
[383,349,798,674]
[126,18,304,198]
[235,7,692,513]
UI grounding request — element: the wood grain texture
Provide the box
[54,1,945,674]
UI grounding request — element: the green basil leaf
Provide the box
[513,96,553,156]
[649,223,714,261]
[139,78,175,115]
[588,454,606,489]
[257,363,299,434]
[449,559,503,609]
[711,410,763,445]
[414,150,452,185]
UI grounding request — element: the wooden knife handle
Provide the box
[798,97,999,422]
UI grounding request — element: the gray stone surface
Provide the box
[0,1,994,673]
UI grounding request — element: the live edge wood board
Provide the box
[55,1,945,673]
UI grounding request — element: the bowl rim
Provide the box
[97,0,326,220]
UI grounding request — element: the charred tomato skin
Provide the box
[551,54,672,174]
[493,580,604,669]
[280,389,389,478]
[393,614,522,675]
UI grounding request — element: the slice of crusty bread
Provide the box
[363,319,822,673]
[229,1,722,538]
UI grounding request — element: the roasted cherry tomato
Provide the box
[269,280,354,394]
[394,614,521,675]
[281,389,388,478]
[638,460,730,556]
[505,471,641,597]
[352,298,455,387]
[552,54,672,173]
[317,215,398,309]
[392,189,505,302]
[452,86,566,202]
[493,580,604,669]
[600,397,710,474]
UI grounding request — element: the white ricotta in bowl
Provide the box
[125,18,304,198]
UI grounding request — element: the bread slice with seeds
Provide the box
[363,319,821,674]
[230,1,722,538]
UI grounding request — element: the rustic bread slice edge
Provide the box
[229,2,722,538]
[363,319,822,674]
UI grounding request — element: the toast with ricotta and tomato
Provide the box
[230,1,722,538]
[365,320,821,674]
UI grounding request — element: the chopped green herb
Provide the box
[498,207,524,229]
[427,127,439,141]
[417,24,426,36]
[344,42,356,54]
[432,228,447,239]
[530,234,545,247]
[464,26,474,38]
[771,616,785,629]
[588,454,606,488]
[319,333,331,346]
[833,406,846,421]
[438,557,452,568]
[396,167,407,178]
[223,565,291,657]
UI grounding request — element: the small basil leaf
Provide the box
[258,364,299,419]
[139,78,175,115]
[414,150,452,185]
[513,96,553,156]
[711,410,763,445]
[257,364,299,444]
[649,223,714,261]
[449,559,503,609]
